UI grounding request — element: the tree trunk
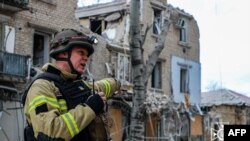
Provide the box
[129,0,171,140]
[129,0,146,140]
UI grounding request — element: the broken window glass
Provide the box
[153,8,162,35]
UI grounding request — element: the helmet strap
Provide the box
[55,51,81,77]
[67,51,81,77]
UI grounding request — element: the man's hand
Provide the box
[86,94,104,115]
[97,92,107,103]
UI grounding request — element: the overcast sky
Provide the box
[168,0,250,96]
[78,0,113,6]
[78,0,250,96]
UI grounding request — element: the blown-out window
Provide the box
[151,61,162,89]
[90,19,107,35]
[117,53,131,84]
[180,21,187,42]
[176,18,187,42]
[180,68,188,93]
[33,32,49,66]
[153,8,162,35]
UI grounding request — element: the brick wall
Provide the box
[141,2,200,94]
[77,0,200,93]
[13,0,81,56]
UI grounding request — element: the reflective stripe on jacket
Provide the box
[24,63,121,141]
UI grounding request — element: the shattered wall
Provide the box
[76,0,201,140]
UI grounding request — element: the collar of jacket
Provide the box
[42,63,79,80]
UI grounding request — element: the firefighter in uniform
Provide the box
[23,29,120,141]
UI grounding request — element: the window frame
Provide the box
[180,67,188,93]
[176,18,188,43]
[151,61,162,89]
[179,20,187,42]
[32,32,50,67]
[152,8,162,35]
[150,1,166,35]
[0,23,4,51]
[117,52,131,84]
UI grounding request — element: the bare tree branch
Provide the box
[141,24,152,47]
[144,20,171,84]
[129,1,172,139]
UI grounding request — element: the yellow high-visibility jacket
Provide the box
[24,63,121,141]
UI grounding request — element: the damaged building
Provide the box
[201,89,250,141]
[0,0,85,140]
[1,1,249,141]
[76,0,202,140]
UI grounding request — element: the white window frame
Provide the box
[4,25,15,53]
[152,8,162,35]
[171,56,201,104]
[176,18,188,42]
[117,53,131,84]
[180,67,189,93]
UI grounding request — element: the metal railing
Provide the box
[0,0,29,9]
[0,51,29,77]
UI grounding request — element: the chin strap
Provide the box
[55,50,81,77]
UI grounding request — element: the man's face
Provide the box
[70,46,89,74]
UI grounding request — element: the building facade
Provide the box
[76,0,201,140]
[202,89,250,141]
[0,0,202,140]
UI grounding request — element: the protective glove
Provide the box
[85,94,104,115]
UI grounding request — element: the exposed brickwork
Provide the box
[78,3,200,93]
[0,0,202,140]
[12,0,81,56]
[76,1,201,140]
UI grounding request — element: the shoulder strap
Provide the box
[21,72,64,105]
